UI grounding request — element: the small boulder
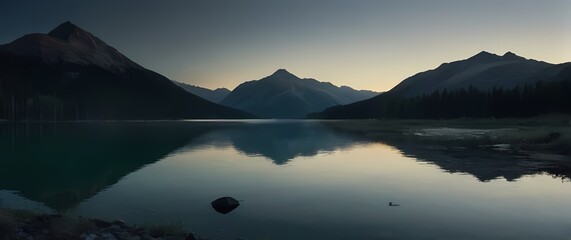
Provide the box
[211,197,240,214]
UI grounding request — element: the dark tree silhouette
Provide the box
[311,79,571,119]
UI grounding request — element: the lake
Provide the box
[0,120,570,240]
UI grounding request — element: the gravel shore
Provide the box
[0,209,202,240]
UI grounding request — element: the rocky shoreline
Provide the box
[0,209,202,240]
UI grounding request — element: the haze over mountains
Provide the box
[174,81,231,103]
[312,51,571,119]
[220,69,379,118]
[0,22,252,120]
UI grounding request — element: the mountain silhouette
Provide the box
[0,21,253,120]
[220,69,379,118]
[1,21,141,73]
[174,81,231,103]
[312,51,571,118]
[389,51,568,97]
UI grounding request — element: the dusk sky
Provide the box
[1,0,570,91]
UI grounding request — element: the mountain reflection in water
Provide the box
[0,121,569,211]
[0,120,570,240]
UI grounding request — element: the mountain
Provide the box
[174,81,230,103]
[0,21,142,73]
[219,69,379,118]
[389,51,568,97]
[0,21,253,120]
[312,51,571,119]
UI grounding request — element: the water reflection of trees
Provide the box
[0,122,221,210]
[323,122,571,182]
[1,121,569,211]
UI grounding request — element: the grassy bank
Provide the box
[322,115,571,154]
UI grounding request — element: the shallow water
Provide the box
[0,121,570,240]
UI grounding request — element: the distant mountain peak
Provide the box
[270,68,297,78]
[47,21,102,49]
[220,70,379,118]
[468,51,500,61]
[0,21,141,72]
[503,51,516,57]
[502,51,526,61]
[173,81,231,103]
[468,51,526,62]
[48,21,82,40]
[476,51,495,56]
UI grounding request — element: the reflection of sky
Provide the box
[77,144,571,240]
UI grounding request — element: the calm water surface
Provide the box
[0,121,570,240]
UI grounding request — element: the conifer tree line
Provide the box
[0,76,87,121]
[1,75,570,121]
[368,80,571,119]
[311,78,571,119]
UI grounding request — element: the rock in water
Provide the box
[211,197,240,214]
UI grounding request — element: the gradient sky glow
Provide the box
[1,0,570,91]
